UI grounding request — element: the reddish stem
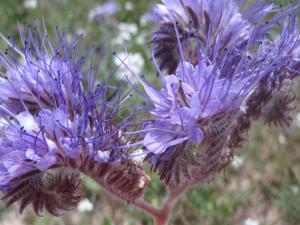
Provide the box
[133,181,190,225]
[86,166,190,225]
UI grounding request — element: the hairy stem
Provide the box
[133,199,161,217]
[133,181,190,225]
[84,163,190,225]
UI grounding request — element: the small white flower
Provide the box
[136,34,146,45]
[77,199,94,212]
[278,133,286,144]
[291,185,299,194]
[244,218,260,225]
[112,23,138,45]
[119,23,138,35]
[76,28,87,37]
[23,0,37,9]
[232,155,244,169]
[114,52,144,83]
[124,2,134,11]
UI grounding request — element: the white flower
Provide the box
[232,155,244,169]
[114,52,144,84]
[278,133,286,144]
[23,0,37,9]
[136,34,146,45]
[76,28,87,37]
[124,2,134,11]
[112,23,138,45]
[77,199,94,212]
[291,185,299,194]
[244,218,260,225]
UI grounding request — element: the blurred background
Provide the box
[0,0,300,225]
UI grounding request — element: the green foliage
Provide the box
[102,217,115,225]
[276,184,300,224]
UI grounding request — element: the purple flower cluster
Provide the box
[141,58,252,154]
[0,0,300,218]
[151,0,297,73]
[0,20,147,215]
[136,0,300,184]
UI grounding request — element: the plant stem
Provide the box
[85,165,190,225]
[133,181,190,225]
[133,199,160,217]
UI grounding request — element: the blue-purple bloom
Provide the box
[147,0,300,151]
[152,0,253,45]
[136,0,300,184]
[0,21,148,215]
[89,1,119,22]
[140,55,257,155]
[262,13,300,79]
[151,0,297,74]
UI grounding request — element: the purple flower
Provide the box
[139,56,259,155]
[262,14,300,79]
[144,108,203,154]
[151,0,295,73]
[152,0,253,44]
[240,13,300,129]
[135,12,300,183]
[89,1,119,22]
[146,2,300,182]
[0,111,59,185]
[0,28,83,114]
[0,20,146,215]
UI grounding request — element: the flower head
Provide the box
[136,4,300,183]
[151,0,295,74]
[0,20,148,214]
[152,0,252,43]
[89,1,118,22]
[241,13,300,130]
[140,50,265,155]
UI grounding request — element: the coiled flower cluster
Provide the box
[135,0,300,185]
[0,20,149,215]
